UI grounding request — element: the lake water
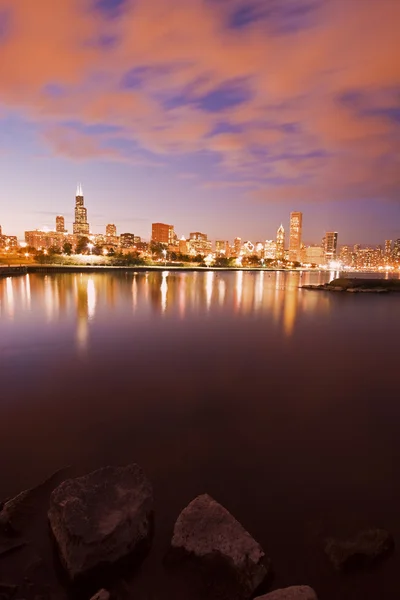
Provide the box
[1,270,400,599]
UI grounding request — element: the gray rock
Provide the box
[90,590,110,600]
[48,464,153,580]
[325,528,394,570]
[255,586,317,600]
[171,494,268,595]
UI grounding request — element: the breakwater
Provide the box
[0,266,28,278]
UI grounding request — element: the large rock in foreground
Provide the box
[48,464,153,580]
[325,528,394,570]
[171,494,268,595]
[255,586,317,600]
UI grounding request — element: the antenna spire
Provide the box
[76,182,83,197]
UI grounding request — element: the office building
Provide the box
[276,225,285,260]
[305,245,324,265]
[0,226,18,249]
[120,233,136,249]
[215,240,228,255]
[385,240,392,257]
[264,240,277,260]
[25,230,64,250]
[289,212,302,261]
[56,216,66,233]
[73,183,90,236]
[393,239,400,262]
[233,237,242,257]
[340,246,351,266]
[106,224,117,237]
[188,232,212,255]
[324,231,338,263]
[152,223,175,245]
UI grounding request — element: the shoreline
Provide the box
[4,264,318,275]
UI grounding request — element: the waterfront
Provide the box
[1,270,400,599]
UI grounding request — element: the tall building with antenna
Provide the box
[73,184,90,236]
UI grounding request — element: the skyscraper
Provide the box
[56,215,66,233]
[276,224,285,260]
[73,184,90,236]
[385,240,392,257]
[151,223,175,245]
[289,212,302,261]
[106,224,117,236]
[324,232,338,263]
[234,237,242,256]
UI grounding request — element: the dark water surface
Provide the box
[1,270,400,599]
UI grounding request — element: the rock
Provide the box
[0,583,18,599]
[0,467,70,535]
[171,494,268,595]
[90,590,110,600]
[48,464,153,580]
[255,586,317,600]
[324,528,394,570]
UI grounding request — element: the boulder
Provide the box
[90,589,110,600]
[324,528,394,570]
[255,586,317,600]
[48,464,153,580]
[171,494,268,595]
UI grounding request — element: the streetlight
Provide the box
[162,248,167,266]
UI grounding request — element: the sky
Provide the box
[0,0,399,244]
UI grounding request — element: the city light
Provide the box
[1,189,399,273]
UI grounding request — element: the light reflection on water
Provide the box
[0,269,398,354]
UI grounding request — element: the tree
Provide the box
[214,256,235,268]
[48,245,61,255]
[76,236,90,254]
[150,241,166,258]
[63,241,73,255]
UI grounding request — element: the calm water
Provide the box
[1,270,400,599]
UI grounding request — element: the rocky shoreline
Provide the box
[0,465,395,600]
[302,277,400,294]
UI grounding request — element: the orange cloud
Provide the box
[0,0,399,201]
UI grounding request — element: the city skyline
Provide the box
[0,183,397,249]
[0,0,399,245]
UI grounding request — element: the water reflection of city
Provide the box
[0,271,333,350]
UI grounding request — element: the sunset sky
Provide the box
[0,0,399,244]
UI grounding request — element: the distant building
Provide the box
[340,246,351,266]
[305,245,324,265]
[106,223,117,237]
[289,212,302,261]
[255,242,264,257]
[385,240,392,257]
[56,215,66,233]
[120,233,136,249]
[215,240,228,255]
[25,230,65,250]
[179,237,189,255]
[324,231,338,263]
[73,184,90,236]
[233,237,242,256]
[264,240,277,260]
[276,225,285,260]
[393,239,400,262]
[0,228,18,249]
[152,223,175,245]
[188,232,212,255]
[190,232,207,242]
